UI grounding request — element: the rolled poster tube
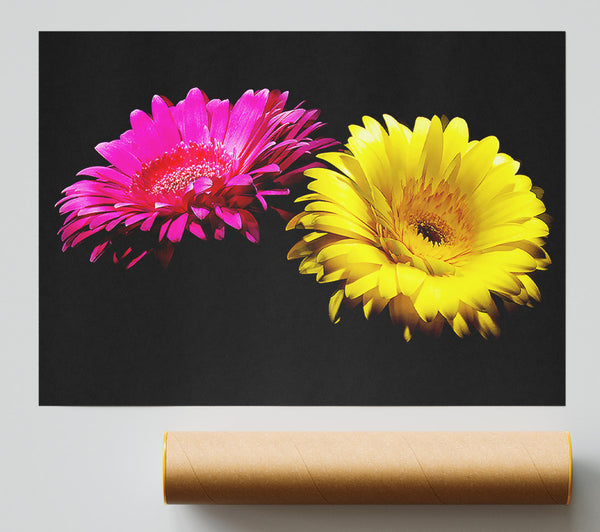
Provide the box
[163,431,571,504]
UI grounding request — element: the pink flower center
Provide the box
[131,142,234,197]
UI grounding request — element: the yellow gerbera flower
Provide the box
[287,115,551,341]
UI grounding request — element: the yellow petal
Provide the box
[345,269,381,299]
[424,256,456,276]
[362,287,389,320]
[407,117,431,179]
[471,160,521,209]
[436,278,459,320]
[409,255,430,274]
[475,248,538,273]
[298,256,322,275]
[305,200,374,229]
[518,274,541,302]
[306,171,374,222]
[346,244,388,265]
[512,174,533,192]
[422,115,444,185]
[475,191,546,227]
[290,212,378,242]
[319,269,348,283]
[317,151,370,192]
[476,311,500,339]
[382,238,412,260]
[389,294,421,328]
[477,268,523,297]
[450,312,470,337]
[454,276,494,312]
[383,114,410,185]
[328,288,344,323]
[531,186,544,199]
[438,152,461,188]
[365,182,391,220]
[473,223,546,250]
[347,135,392,198]
[378,262,399,299]
[457,136,500,195]
[287,239,313,260]
[396,263,427,296]
[441,117,469,171]
[412,278,441,322]
[493,152,518,169]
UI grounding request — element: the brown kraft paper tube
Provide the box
[163,431,572,505]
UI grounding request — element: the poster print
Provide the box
[39,32,565,405]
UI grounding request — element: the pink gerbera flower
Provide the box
[57,88,337,268]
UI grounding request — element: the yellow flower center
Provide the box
[409,213,453,246]
[377,179,475,273]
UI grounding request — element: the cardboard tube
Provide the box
[163,431,572,505]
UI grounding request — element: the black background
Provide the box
[39,32,565,405]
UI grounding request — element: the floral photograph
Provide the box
[39,32,565,405]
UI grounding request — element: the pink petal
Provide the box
[124,212,151,227]
[140,212,159,231]
[256,194,268,210]
[297,120,325,140]
[240,140,277,172]
[90,241,110,262]
[62,180,113,196]
[224,89,269,152]
[72,226,103,247]
[119,130,149,161]
[214,221,225,240]
[189,221,207,240]
[172,101,185,133]
[191,206,210,220]
[59,217,89,241]
[130,109,164,159]
[77,166,132,187]
[193,177,212,194]
[167,213,188,242]
[59,196,105,214]
[259,189,289,196]
[96,140,142,176]
[248,163,280,175]
[215,206,242,230]
[106,214,130,232]
[77,206,114,216]
[159,219,171,241]
[89,212,122,230]
[285,108,319,140]
[113,247,132,264]
[206,98,230,143]
[265,90,288,112]
[126,251,148,269]
[240,211,260,243]
[226,174,253,187]
[151,95,181,148]
[274,108,305,126]
[182,88,209,144]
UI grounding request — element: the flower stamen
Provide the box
[131,142,234,197]
[410,214,452,246]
